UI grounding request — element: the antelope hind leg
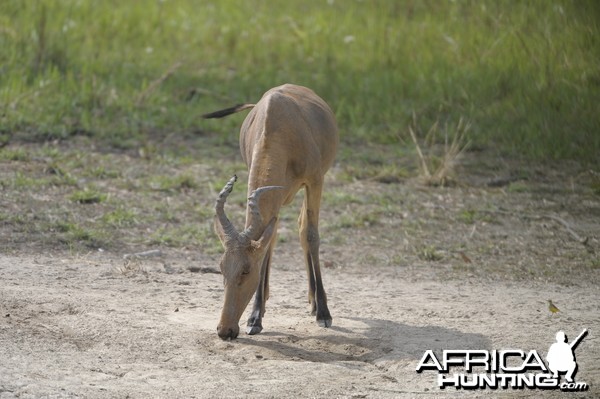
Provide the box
[300,184,332,328]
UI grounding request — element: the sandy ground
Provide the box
[1,142,599,397]
[0,249,598,398]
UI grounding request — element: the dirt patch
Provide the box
[0,252,598,398]
[0,141,599,397]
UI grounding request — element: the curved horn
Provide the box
[215,175,240,241]
[241,185,283,241]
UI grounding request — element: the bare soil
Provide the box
[1,141,599,398]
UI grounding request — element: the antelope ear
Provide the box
[213,215,228,247]
[251,217,277,251]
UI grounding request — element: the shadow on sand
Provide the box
[236,316,491,364]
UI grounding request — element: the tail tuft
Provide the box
[202,104,255,119]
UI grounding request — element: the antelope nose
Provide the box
[217,324,239,340]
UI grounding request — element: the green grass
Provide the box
[507,181,529,193]
[148,174,198,192]
[70,186,108,204]
[1,0,599,162]
[0,148,30,161]
[53,221,105,247]
[101,208,138,227]
[417,245,443,262]
[0,144,232,253]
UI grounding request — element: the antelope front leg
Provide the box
[246,242,274,335]
[299,185,332,328]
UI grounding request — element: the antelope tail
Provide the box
[202,103,255,119]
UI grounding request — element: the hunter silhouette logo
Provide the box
[416,329,589,391]
[547,329,587,383]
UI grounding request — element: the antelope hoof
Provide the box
[246,325,263,335]
[317,317,333,328]
[247,313,263,335]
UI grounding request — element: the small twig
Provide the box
[408,126,430,178]
[188,266,220,274]
[123,249,163,260]
[469,224,477,239]
[543,215,588,245]
[486,176,519,187]
[479,209,589,247]
[136,61,182,106]
[186,87,233,102]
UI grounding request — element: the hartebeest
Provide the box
[204,84,338,340]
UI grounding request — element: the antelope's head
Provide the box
[214,175,280,340]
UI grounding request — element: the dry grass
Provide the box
[408,114,471,186]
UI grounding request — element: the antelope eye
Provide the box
[241,264,251,275]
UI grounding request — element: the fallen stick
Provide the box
[542,214,588,245]
[479,209,590,247]
[136,61,182,106]
[123,249,163,260]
